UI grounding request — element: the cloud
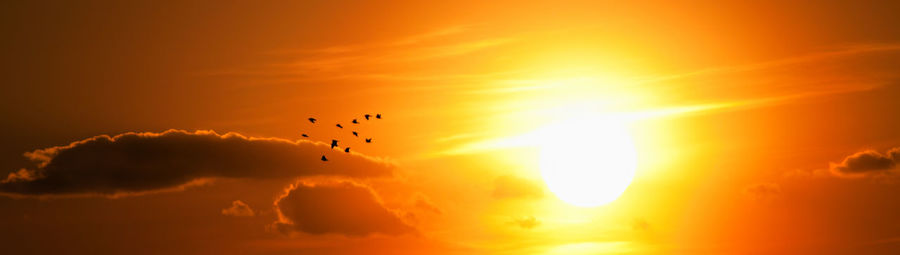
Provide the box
[411,193,442,215]
[221,200,255,217]
[492,175,543,199]
[509,216,540,229]
[272,181,413,237]
[743,182,782,201]
[631,218,650,232]
[642,44,900,85]
[890,148,900,162]
[213,25,517,84]
[0,130,392,197]
[830,148,900,177]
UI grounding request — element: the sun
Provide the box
[538,116,638,207]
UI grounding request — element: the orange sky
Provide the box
[2,1,900,254]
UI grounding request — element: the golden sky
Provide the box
[2,1,900,254]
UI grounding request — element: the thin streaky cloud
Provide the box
[210,37,514,82]
[637,43,900,85]
[388,25,473,46]
[459,43,900,97]
[435,85,882,157]
[264,25,474,55]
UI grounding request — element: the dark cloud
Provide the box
[272,181,414,237]
[743,182,782,201]
[830,148,900,176]
[509,216,540,229]
[0,130,392,197]
[889,148,900,162]
[492,175,543,199]
[221,200,255,217]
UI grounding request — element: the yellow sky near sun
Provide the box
[3,1,900,254]
[209,18,900,252]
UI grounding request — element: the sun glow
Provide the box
[538,116,638,207]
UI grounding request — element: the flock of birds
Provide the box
[304,114,382,162]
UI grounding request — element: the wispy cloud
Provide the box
[213,25,515,83]
[637,43,900,85]
[266,25,472,55]
[431,44,900,156]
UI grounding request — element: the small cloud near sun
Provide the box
[509,216,541,229]
[492,175,544,199]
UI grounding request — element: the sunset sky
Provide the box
[3,1,900,254]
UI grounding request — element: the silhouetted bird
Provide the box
[344,147,350,153]
[376,114,381,119]
[352,131,358,137]
[301,134,309,137]
[308,118,317,123]
[336,124,343,128]
[365,138,372,143]
[364,114,371,120]
[331,139,338,149]
[352,119,359,124]
[321,155,328,161]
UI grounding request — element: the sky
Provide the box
[2,1,900,254]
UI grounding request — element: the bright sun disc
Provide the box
[538,116,637,207]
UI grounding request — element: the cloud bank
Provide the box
[0,130,392,197]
